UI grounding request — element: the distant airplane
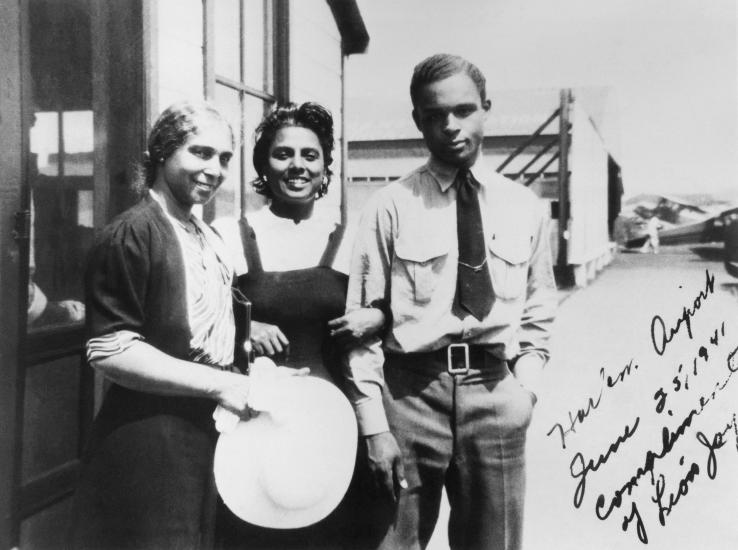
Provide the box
[624,195,726,249]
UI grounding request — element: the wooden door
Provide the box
[0,1,145,547]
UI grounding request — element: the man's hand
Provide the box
[328,308,385,349]
[250,320,289,356]
[365,431,407,502]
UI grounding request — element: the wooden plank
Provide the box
[19,461,80,519]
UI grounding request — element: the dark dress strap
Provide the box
[238,216,263,274]
[318,224,346,268]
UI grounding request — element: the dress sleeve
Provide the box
[85,222,151,340]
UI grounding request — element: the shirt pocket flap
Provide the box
[395,236,452,263]
[488,233,531,265]
[393,235,453,304]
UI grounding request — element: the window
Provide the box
[204,0,288,221]
[26,0,94,333]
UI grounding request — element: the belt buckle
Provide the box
[447,343,469,374]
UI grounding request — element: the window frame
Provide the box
[202,0,289,221]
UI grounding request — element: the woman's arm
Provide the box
[91,340,252,416]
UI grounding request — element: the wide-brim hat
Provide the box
[213,375,358,529]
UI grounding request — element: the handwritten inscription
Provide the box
[548,360,639,450]
[570,417,640,508]
[650,269,715,356]
[550,269,738,545]
[594,346,737,543]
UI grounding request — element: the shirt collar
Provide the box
[426,153,495,193]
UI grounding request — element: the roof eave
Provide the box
[326,0,370,55]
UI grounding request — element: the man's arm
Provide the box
[344,193,394,434]
[514,200,558,398]
[343,193,406,500]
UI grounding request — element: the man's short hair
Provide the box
[410,53,487,107]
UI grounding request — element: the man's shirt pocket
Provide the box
[393,237,453,304]
[487,232,531,301]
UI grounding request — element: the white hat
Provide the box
[213,373,358,529]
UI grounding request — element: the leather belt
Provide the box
[386,344,506,375]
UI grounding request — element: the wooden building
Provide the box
[0,1,368,547]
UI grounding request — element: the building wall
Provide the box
[151,0,205,115]
[567,101,611,265]
[290,0,344,224]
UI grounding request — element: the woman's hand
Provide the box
[328,307,385,349]
[215,372,254,420]
[250,320,289,356]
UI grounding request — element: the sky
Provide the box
[346,0,738,200]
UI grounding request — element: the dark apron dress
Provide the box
[219,217,356,549]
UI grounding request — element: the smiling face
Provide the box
[265,126,325,206]
[412,72,491,168]
[159,119,234,211]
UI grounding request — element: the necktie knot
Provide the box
[456,169,482,208]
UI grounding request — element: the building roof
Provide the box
[347,86,617,152]
[326,0,370,55]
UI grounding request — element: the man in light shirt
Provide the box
[344,54,557,550]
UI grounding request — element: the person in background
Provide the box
[213,101,385,549]
[641,214,662,254]
[68,101,294,549]
[27,279,84,327]
[344,54,558,550]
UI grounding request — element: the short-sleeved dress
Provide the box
[69,194,238,550]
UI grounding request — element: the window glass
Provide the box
[214,0,241,81]
[30,112,59,176]
[243,94,270,212]
[62,110,94,176]
[27,0,93,331]
[213,84,244,218]
[243,0,269,92]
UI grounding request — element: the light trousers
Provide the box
[375,352,535,550]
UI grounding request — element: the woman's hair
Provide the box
[251,102,334,199]
[141,100,234,188]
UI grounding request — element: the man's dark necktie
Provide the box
[454,169,494,320]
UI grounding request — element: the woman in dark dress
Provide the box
[213,102,385,549]
[68,101,286,550]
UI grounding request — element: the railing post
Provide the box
[556,88,573,285]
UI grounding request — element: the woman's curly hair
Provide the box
[251,102,334,199]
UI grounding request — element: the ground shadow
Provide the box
[720,281,738,300]
[689,245,724,262]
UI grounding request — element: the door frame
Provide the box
[0,0,26,546]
